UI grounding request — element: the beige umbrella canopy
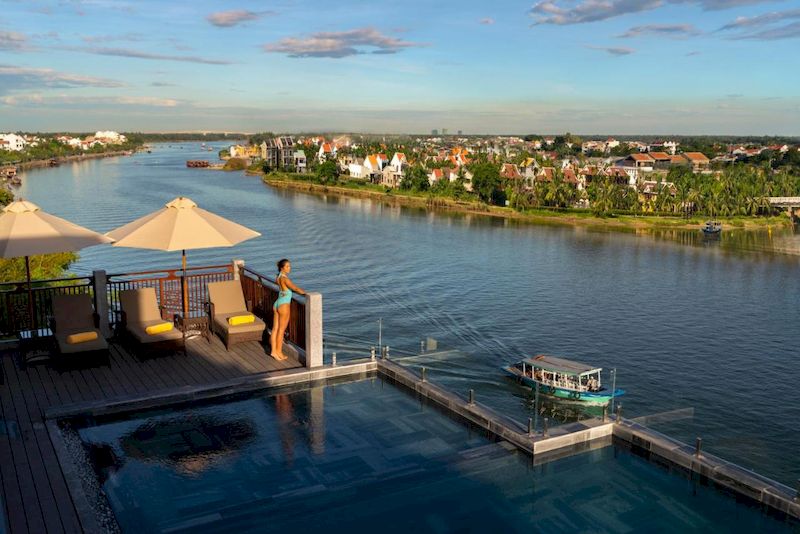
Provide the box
[0,199,114,330]
[106,196,261,313]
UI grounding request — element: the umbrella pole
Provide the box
[182,249,188,318]
[25,255,35,334]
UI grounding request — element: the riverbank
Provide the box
[262,176,794,231]
[16,150,137,171]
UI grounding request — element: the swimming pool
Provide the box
[66,376,796,533]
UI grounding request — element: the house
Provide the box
[381,165,403,188]
[543,137,555,147]
[230,145,248,158]
[606,138,620,149]
[581,140,606,154]
[259,136,296,169]
[293,150,307,173]
[500,163,521,181]
[617,154,655,171]
[390,152,407,170]
[317,142,335,161]
[604,167,632,186]
[94,131,126,144]
[276,137,295,168]
[348,161,369,179]
[649,140,679,155]
[428,168,445,185]
[681,152,710,172]
[363,154,386,175]
[0,133,26,151]
[648,151,672,169]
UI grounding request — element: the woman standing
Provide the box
[270,258,306,360]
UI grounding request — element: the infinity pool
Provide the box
[69,377,796,533]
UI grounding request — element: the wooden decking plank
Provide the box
[185,338,238,382]
[108,344,164,394]
[0,357,51,534]
[119,351,171,392]
[10,361,81,533]
[0,356,30,534]
[105,344,150,396]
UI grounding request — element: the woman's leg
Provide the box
[275,305,291,360]
[270,307,280,357]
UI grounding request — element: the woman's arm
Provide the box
[285,277,305,295]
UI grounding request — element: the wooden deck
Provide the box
[0,335,302,534]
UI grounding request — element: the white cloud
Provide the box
[265,27,425,58]
[207,10,274,27]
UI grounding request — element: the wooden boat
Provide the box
[701,221,722,235]
[503,355,624,406]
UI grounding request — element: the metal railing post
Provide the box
[543,417,549,437]
[695,437,702,458]
[421,367,427,382]
[468,389,475,406]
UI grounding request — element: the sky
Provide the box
[0,0,799,135]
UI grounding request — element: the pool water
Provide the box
[73,377,796,533]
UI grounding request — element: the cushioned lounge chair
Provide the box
[50,293,109,357]
[118,288,185,355]
[207,280,266,350]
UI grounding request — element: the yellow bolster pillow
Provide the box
[145,322,174,335]
[228,314,255,326]
[66,331,98,344]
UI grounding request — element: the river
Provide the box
[17,142,800,486]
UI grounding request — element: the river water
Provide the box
[17,143,800,486]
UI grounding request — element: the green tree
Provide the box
[316,160,339,184]
[470,162,501,204]
[401,165,430,192]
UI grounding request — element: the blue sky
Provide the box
[1,0,798,134]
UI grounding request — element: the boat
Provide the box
[701,221,722,235]
[503,354,624,406]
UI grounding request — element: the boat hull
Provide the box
[503,366,624,406]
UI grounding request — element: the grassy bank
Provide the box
[262,173,794,231]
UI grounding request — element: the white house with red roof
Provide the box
[317,142,336,162]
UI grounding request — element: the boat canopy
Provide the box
[523,355,601,376]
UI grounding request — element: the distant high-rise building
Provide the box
[458,130,463,135]
[442,128,448,135]
[432,129,439,136]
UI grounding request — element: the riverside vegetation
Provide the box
[260,156,799,230]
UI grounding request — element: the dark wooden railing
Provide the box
[107,264,235,324]
[0,276,94,337]
[0,263,310,353]
[240,266,306,350]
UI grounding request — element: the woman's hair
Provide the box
[277,258,290,273]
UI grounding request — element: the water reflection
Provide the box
[120,415,257,475]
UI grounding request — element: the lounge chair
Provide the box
[207,280,266,350]
[50,293,109,357]
[118,288,185,355]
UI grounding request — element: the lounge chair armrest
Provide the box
[92,312,101,328]
[207,301,215,320]
[174,313,184,328]
[49,317,56,333]
[246,299,253,312]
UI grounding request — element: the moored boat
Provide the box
[701,220,722,235]
[503,354,624,405]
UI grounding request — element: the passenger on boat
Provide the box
[587,377,599,391]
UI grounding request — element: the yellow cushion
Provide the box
[66,331,98,344]
[145,322,174,335]
[228,314,255,326]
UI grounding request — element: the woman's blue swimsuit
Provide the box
[274,272,292,310]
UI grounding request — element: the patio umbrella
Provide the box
[0,199,114,331]
[105,196,260,314]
